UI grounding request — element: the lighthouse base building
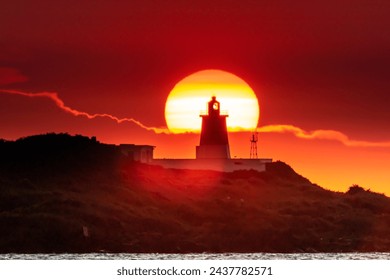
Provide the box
[151,158,271,172]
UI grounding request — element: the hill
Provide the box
[0,133,390,253]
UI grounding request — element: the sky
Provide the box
[1,0,390,194]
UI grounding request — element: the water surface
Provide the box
[2,253,390,260]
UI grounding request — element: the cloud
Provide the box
[0,67,29,85]
[0,89,169,134]
[2,89,390,147]
[258,124,390,148]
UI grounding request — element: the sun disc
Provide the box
[165,69,260,133]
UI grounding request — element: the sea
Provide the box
[1,253,390,260]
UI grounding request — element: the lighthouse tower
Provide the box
[196,96,231,159]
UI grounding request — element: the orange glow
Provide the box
[165,69,259,133]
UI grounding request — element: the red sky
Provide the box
[1,0,390,194]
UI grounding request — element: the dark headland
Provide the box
[1,133,390,253]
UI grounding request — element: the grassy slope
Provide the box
[0,133,390,253]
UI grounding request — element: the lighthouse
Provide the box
[196,96,231,159]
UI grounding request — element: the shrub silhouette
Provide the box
[347,184,366,195]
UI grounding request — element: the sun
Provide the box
[165,69,260,133]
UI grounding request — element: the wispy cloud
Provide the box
[258,124,390,147]
[0,89,169,134]
[2,89,390,147]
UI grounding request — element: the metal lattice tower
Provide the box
[250,131,258,159]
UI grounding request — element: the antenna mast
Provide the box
[250,131,258,159]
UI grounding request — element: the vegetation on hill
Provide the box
[0,133,390,253]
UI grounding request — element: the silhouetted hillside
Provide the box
[0,133,390,253]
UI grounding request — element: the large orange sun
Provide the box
[165,69,260,133]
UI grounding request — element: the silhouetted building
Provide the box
[196,96,231,159]
[119,144,154,163]
[120,96,272,172]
